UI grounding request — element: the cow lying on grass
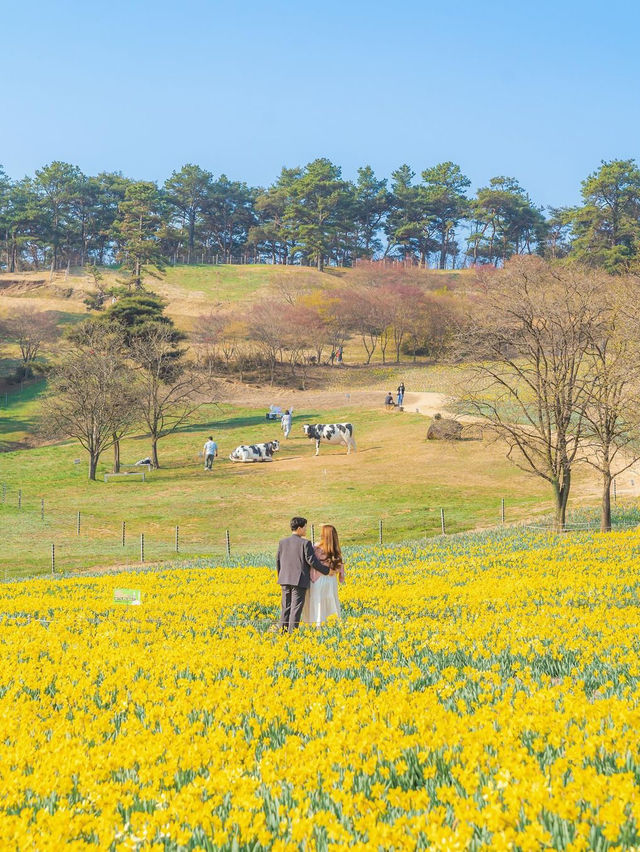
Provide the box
[229,440,280,462]
[303,423,356,456]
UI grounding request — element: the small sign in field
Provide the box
[114,588,141,606]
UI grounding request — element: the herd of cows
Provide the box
[229,423,357,462]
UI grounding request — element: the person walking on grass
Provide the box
[276,516,330,632]
[281,409,292,439]
[203,436,218,470]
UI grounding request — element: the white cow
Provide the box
[229,440,280,462]
[303,423,356,456]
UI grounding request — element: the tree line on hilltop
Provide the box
[1,157,640,276]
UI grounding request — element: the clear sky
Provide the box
[5,0,639,208]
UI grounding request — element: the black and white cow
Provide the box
[229,440,280,462]
[303,423,356,456]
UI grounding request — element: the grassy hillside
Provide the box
[0,389,610,579]
[0,261,466,332]
[0,264,339,328]
[0,379,47,448]
[0,263,618,579]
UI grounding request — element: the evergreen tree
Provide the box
[352,166,389,259]
[386,165,435,263]
[164,164,213,263]
[34,161,84,270]
[101,292,174,338]
[90,172,131,265]
[0,166,12,271]
[251,167,302,264]
[113,181,165,289]
[5,178,41,272]
[569,159,640,271]
[203,175,256,262]
[421,162,470,269]
[286,159,350,271]
[467,177,545,265]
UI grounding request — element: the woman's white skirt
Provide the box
[302,575,341,624]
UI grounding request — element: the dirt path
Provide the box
[403,392,451,417]
[404,392,480,423]
[228,387,457,418]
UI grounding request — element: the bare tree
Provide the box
[461,257,604,530]
[1,307,59,374]
[280,304,319,388]
[339,285,387,364]
[130,324,213,468]
[191,310,228,374]
[270,271,317,306]
[581,279,640,530]
[246,300,289,384]
[42,325,137,480]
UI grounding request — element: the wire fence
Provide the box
[2,480,639,582]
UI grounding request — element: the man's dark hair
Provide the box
[208,436,213,440]
[290,516,307,531]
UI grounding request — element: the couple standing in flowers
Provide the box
[276,517,345,632]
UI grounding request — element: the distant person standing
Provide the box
[281,409,292,439]
[203,436,218,470]
[397,382,405,407]
[336,346,343,364]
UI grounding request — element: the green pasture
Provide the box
[0,395,570,579]
[162,263,327,299]
[0,379,46,447]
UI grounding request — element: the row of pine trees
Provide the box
[0,158,637,277]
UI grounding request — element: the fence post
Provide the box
[76,511,81,536]
[51,543,55,574]
[311,524,315,545]
[18,490,21,510]
[440,508,446,535]
[1,483,5,504]
[225,529,231,557]
[41,498,45,521]
[501,498,505,525]
[378,519,383,545]
[175,525,179,554]
[122,521,126,547]
[140,533,145,563]
[613,479,617,503]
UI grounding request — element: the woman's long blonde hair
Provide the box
[319,524,342,570]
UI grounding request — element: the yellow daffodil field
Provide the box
[3,530,640,850]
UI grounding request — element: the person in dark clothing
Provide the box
[276,517,330,631]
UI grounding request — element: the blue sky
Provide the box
[5,0,638,207]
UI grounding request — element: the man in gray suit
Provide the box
[276,516,330,632]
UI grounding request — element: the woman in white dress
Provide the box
[302,524,345,625]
